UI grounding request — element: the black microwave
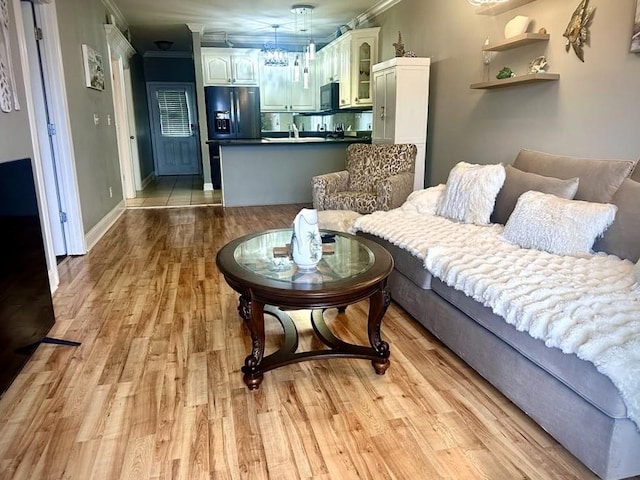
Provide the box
[320,82,339,111]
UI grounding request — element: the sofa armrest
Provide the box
[312,170,349,210]
[376,172,415,211]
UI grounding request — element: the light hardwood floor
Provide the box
[0,206,601,479]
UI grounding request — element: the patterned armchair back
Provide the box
[346,144,417,193]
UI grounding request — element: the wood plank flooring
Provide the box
[0,206,601,479]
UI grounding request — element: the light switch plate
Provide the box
[93,113,99,125]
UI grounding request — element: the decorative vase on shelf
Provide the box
[504,15,531,39]
[291,208,322,271]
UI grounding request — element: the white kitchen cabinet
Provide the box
[259,53,315,112]
[372,57,431,190]
[202,48,259,86]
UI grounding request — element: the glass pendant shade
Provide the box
[293,55,301,82]
[303,67,309,89]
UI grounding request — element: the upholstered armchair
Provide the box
[312,143,417,214]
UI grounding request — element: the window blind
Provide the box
[156,90,191,137]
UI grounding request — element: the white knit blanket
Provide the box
[353,211,640,428]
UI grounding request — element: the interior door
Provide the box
[147,82,201,176]
[21,1,66,256]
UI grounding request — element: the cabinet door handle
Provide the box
[228,78,232,83]
[380,106,385,119]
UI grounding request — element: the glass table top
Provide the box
[233,229,374,284]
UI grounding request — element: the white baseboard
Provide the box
[85,200,126,251]
[48,267,60,294]
[141,172,154,189]
[203,182,214,191]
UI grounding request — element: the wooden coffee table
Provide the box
[216,229,394,390]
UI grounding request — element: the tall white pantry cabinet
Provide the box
[372,57,431,190]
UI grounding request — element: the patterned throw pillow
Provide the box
[436,162,506,225]
[502,191,618,256]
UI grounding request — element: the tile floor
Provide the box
[125,175,222,208]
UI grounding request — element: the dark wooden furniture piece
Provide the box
[216,229,394,390]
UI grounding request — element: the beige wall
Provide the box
[0,0,33,164]
[55,0,122,232]
[370,0,640,185]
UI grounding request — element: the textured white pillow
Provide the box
[401,184,446,215]
[502,191,618,256]
[436,162,506,225]
[318,210,362,233]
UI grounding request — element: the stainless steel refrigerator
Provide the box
[205,86,261,140]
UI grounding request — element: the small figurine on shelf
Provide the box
[528,56,548,74]
[496,67,515,79]
[393,31,405,57]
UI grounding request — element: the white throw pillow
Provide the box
[436,162,506,225]
[401,184,445,215]
[502,191,618,256]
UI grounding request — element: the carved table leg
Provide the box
[368,284,391,375]
[241,298,266,390]
[237,294,251,321]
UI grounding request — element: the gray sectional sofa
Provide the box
[357,149,640,480]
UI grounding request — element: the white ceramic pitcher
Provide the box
[291,208,322,270]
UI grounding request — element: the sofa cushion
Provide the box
[513,149,636,203]
[401,184,445,215]
[324,191,377,214]
[593,178,640,262]
[492,165,579,225]
[502,191,617,256]
[357,232,433,289]
[430,278,628,419]
[436,162,506,225]
[346,143,416,193]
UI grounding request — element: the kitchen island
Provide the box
[210,137,369,207]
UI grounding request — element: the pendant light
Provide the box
[263,25,289,67]
[293,55,301,82]
[292,5,315,61]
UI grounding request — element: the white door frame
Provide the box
[14,0,86,263]
[105,25,138,199]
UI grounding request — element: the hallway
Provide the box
[125,175,221,207]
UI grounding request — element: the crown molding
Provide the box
[104,25,136,65]
[187,23,205,34]
[352,0,404,28]
[101,0,128,30]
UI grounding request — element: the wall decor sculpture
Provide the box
[0,0,21,113]
[563,0,596,62]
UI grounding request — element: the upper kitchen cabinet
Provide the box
[202,48,260,86]
[316,27,380,109]
[259,53,316,112]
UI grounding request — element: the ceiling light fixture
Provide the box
[154,40,173,51]
[291,4,315,61]
[263,25,289,67]
[467,0,509,6]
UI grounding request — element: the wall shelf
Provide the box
[483,33,550,52]
[475,0,536,16]
[470,73,559,89]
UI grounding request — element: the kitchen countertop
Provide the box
[206,137,371,146]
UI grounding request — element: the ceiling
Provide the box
[108,0,390,54]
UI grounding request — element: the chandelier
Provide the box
[263,25,289,67]
[468,0,509,5]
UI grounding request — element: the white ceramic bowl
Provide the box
[504,15,531,39]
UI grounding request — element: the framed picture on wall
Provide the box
[81,44,105,90]
[632,0,640,53]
